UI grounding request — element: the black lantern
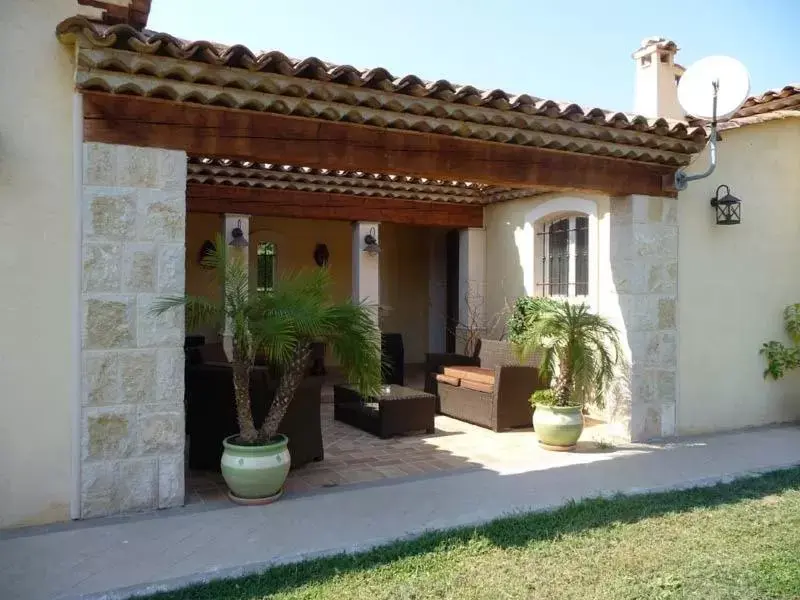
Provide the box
[363,227,380,256]
[710,185,741,225]
[229,219,249,247]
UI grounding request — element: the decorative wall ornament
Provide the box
[313,243,330,267]
[198,239,216,267]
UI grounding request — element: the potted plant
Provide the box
[511,298,622,451]
[153,235,382,503]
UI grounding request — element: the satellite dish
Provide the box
[677,55,750,121]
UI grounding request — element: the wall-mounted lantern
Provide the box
[229,219,249,247]
[363,227,380,256]
[710,184,741,225]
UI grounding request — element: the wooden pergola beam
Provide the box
[83,92,677,197]
[186,183,484,228]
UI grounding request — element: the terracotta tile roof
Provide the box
[735,84,800,117]
[186,158,521,205]
[688,84,800,127]
[56,16,706,151]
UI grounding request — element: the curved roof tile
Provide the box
[57,16,707,145]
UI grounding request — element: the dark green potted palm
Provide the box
[153,236,382,502]
[512,298,622,451]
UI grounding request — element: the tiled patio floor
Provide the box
[187,403,614,504]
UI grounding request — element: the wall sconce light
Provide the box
[363,227,380,256]
[198,239,216,268]
[313,243,330,267]
[710,184,742,225]
[229,219,249,247]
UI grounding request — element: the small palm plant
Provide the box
[152,234,382,445]
[513,298,623,407]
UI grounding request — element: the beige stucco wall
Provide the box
[185,215,431,364]
[0,0,78,528]
[677,119,800,434]
[379,223,431,364]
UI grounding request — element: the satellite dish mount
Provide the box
[673,56,750,191]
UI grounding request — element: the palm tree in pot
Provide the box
[512,298,622,451]
[153,236,382,502]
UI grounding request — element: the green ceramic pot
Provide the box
[532,404,584,451]
[221,434,291,501]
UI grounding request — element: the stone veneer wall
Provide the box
[606,194,678,442]
[81,143,187,518]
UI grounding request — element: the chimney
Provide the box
[633,37,685,119]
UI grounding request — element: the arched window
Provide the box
[256,241,276,293]
[536,215,589,298]
[520,196,598,307]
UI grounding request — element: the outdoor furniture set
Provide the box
[184,337,538,474]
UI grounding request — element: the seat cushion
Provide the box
[460,379,494,394]
[435,373,460,386]
[443,366,495,386]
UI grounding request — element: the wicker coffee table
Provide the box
[333,384,436,438]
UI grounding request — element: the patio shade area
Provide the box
[187,394,613,506]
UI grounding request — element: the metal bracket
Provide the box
[674,80,720,191]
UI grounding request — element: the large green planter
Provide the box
[532,405,584,451]
[221,434,291,504]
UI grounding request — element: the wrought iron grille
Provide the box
[536,216,589,297]
[256,241,276,292]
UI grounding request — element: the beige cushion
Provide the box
[443,366,495,386]
[436,373,460,386]
[460,379,494,394]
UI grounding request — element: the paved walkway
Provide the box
[2,425,799,600]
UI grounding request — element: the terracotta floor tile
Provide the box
[397,463,426,475]
[375,466,410,478]
[188,368,615,504]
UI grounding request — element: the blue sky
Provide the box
[149,0,798,113]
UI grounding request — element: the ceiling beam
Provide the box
[186,183,484,228]
[83,92,677,197]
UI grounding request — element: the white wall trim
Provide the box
[520,196,599,308]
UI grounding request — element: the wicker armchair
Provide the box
[425,339,546,431]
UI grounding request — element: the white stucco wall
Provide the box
[677,118,800,434]
[484,191,679,441]
[0,0,79,527]
[484,192,611,332]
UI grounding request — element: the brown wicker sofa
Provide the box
[424,339,546,432]
[186,343,324,471]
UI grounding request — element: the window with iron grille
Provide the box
[256,242,276,293]
[536,215,589,298]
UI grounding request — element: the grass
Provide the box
[146,467,800,600]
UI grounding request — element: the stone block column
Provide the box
[605,194,678,441]
[80,143,187,518]
[458,228,486,354]
[352,222,380,326]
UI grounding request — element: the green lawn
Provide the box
[148,468,800,600]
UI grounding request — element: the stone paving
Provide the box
[187,405,613,504]
[4,424,798,600]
